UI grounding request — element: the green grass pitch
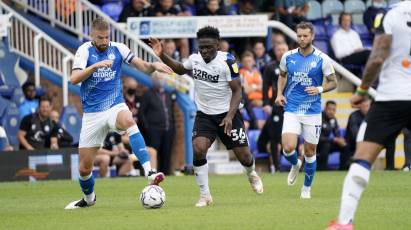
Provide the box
[0,171,410,230]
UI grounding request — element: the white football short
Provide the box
[79,103,130,148]
[281,112,322,144]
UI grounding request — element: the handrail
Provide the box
[267,20,377,98]
[12,0,159,63]
[0,1,74,106]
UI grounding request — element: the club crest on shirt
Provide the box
[108,53,115,60]
[310,61,317,68]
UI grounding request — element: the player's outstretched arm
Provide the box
[149,38,188,75]
[130,57,173,75]
[275,71,287,106]
[70,60,113,85]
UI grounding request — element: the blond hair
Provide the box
[91,17,110,31]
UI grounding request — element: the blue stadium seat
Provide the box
[344,0,366,24]
[352,24,372,41]
[101,2,123,21]
[1,103,20,147]
[307,0,322,20]
[0,85,15,99]
[247,129,269,158]
[252,107,267,121]
[388,0,400,6]
[322,0,344,24]
[314,24,328,40]
[0,136,7,150]
[60,105,81,144]
[0,96,11,122]
[328,151,340,170]
[313,40,330,55]
[0,39,20,87]
[10,88,25,106]
[326,24,339,38]
[366,0,388,7]
[240,108,250,121]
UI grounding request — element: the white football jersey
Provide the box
[183,51,240,115]
[375,1,411,101]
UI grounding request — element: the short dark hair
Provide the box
[39,95,52,105]
[22,81,35,92]
[339,12,352,26]
[326,100,337,107]
[295,21,315,34]
[197,26,220,40]
[92,17,110,31]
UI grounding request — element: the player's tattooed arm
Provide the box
[361,34,392,88]
[130,57,173,75]
[323,73,337,93]
[149,37,189,75]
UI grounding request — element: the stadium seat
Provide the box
[307,1,322,20]
[252,107,267,121]
[313,40,330,55]
[10,87,25,106]
[240,108,251,121]
[101,2,123,21]
[314,24,328,40]
[344,0,366,24]
[1,103,20,147]
[326,24,339,38]
[0,39,20,87]
[60,105,81,145]
[352,24,372,41]
[388,0,400,6]
[322,0,344,24]
[328,151,340,170]
[247,129,269,158]
[0,96,11,121]
[366,0,388,7]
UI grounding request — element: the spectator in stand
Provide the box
[344,99,396,170]
[118,0,151,22]
[95,132,134,177]
[219,39,230,52]
[268,31,287,60]
[138,75,176,175]
[240,51,263,107]
[179,0,197,16]
[253,41,271,73]
[18,96,57,150]
[150,0,190,59]
[257,42,289,173]
[50,110,73,148]
[344,99,371,170]
[0,125,13,151]
[363,0,387,34]
[276,0,309,29]
[330,13,370,75]
[163,39,181,61]
[123,77,141,125]
[317,101,350,171]
[19,81,38,118]
[197,0,226,16]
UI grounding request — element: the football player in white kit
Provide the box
[276,22,337,199]
[65,18,172,209]
[149,26,264,207]
[327,1,411,229]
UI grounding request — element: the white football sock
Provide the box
[142,161,152,177]
[244,162,255,176]
[194,163,210,196]
[338,163,370,224]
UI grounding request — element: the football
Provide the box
[140,185,166,209]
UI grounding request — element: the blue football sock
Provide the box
[283,150,298,165]
[127,125,151,174]
[304,155,317,187]
[79,173,95,195]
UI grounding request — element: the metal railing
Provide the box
[267,20,377,97]
[0,1,74,106]
[13,0,158,63]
